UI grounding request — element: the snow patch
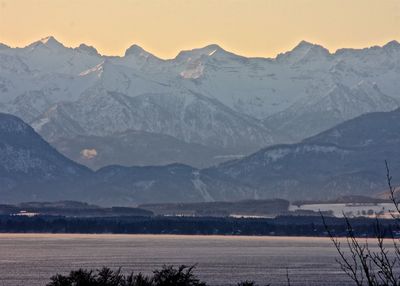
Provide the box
[180,64,204,79]
[132,180,155,190]
[208,49,217,56]
[264,145,349,162]
[264,148,291,162]
[192,172,214,202]
[31,117,49,132]
[80,148,98,159]
[79,62,104,77]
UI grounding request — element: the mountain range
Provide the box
[1,109,400,205]
[209,108,400,200]
[1,37,400,168]
[0,113,253,205]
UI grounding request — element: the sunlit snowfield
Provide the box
[0,234,356,286]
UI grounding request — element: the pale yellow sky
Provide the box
[0,0,399,59]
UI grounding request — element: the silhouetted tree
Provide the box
[124,272,153,286]
[47,265,207,286]
[323,161,400,286]
[152,265,206,286]
[47,274,71,286]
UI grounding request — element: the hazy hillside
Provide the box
[0,113,90,202]
[209,109,400,200]
[52,130,230,170]
[3,109,400,204]
[0,113,253,205]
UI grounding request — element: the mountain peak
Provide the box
[39,36,63,47]
[202,44,223,52]
[292,40,329,53]
[383,40,400,51]
[277,40,330,63]
[77,43,99,56]
[294,40,315,49]
[28,36,65,50]
[40,36,56,44]
[124,44,152,57]
[175,44,233,61]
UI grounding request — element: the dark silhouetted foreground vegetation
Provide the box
[322,161,400,286]
[47,265,267,286]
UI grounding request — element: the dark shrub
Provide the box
[47,265,206,286]
[152,265,206,286]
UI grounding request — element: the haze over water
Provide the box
[0,234,353,286]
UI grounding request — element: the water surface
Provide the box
[0,234,353,285]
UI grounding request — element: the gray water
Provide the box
[0,234,353,286]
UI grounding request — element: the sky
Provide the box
[0,0,399,59]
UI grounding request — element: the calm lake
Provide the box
[0,234,354,286]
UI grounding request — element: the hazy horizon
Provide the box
[2,35,400,60]
[1,0,399,59]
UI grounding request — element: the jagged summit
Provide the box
[5,36,399,60]
[383,40,400,51]
[274,40,330,64]
[294,40,317,48]
[39,36,64,47]
[174,44,242,63]
[277,40,330,62]
[28,36,65,49]
[384,40,400,47]
[335,40,400,56]
[290,40,329,53]
[124,44,158,59]
[125,44,144,56]
[201,44,224,53]
[40,36,58,44]
[77,43,99,56]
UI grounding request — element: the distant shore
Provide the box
[0,214,396,237]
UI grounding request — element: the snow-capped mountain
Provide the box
[265,81,398,141]
[32,88,273,151]
[1,37,400,167]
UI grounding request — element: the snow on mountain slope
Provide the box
[1,37,400,166]
[0,36,103,112]
[32,88,273,151]
[303,108,400,147]
[20,36,102,75]
[79,60,172,96]
[265,81,398,141]
[276,41,331,65]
